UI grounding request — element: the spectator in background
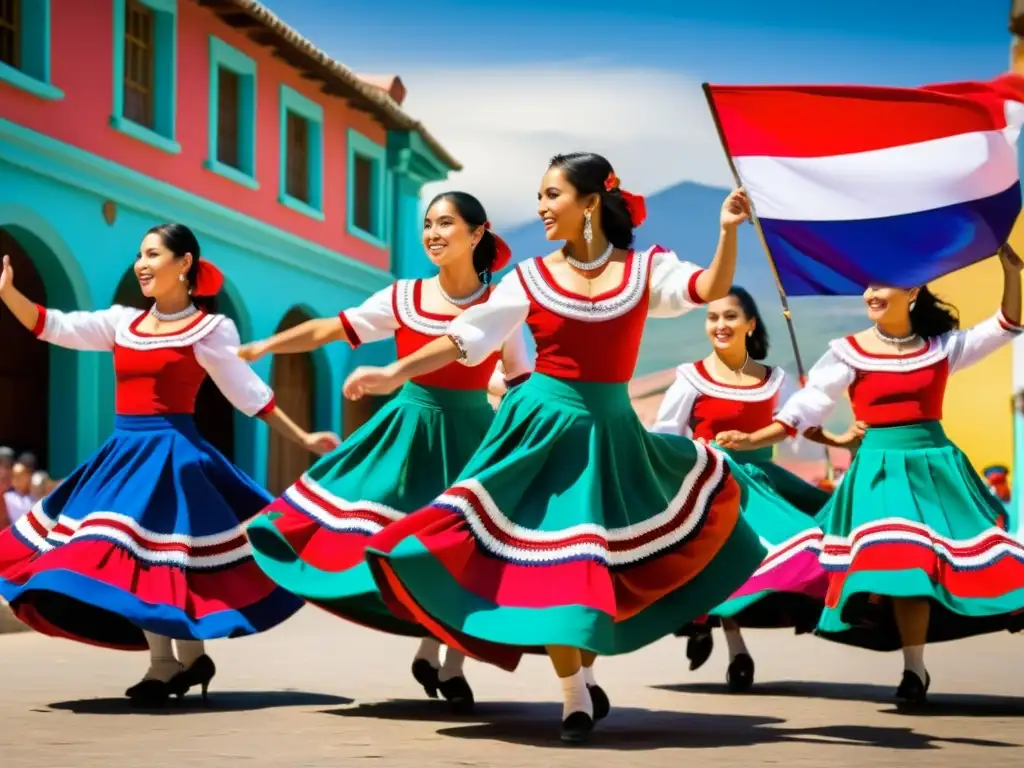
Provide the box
[3,462,35,525]
[30,471,51,501]
[16,451,38,473]
[0,446,14,493]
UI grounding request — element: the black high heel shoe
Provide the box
[168,655,217,702]
[411,659,440,699]
[686,630,714,671]
[895,669,930,705]
[437,675,475,714]
[125,678,174,708]
[725,653,754,693]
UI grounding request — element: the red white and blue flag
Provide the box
[704,75,1024,296]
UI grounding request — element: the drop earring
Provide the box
[178,274,185,282]
[583,211,593,244]
[909,300,917,311]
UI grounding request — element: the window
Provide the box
[206,36,257,188]
[278,84,324,219]
[346,129,390,248]
[111,0,179,154]
[0,0,61,100]
[123,1,154,129]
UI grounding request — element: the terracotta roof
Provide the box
[357,74,408,106]
[195,0,460,170]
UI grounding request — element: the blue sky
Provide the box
[265,0,1012,225]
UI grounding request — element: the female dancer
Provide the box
[344,152,767,743]
[651,286,860,691]
[717,244,1024,703]
[0,223,338,705]
[240,192,530,713]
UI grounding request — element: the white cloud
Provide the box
[399,64,736,227]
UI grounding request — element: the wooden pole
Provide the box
[701,82,834,482]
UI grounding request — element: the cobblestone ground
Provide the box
[1,607,1022,767]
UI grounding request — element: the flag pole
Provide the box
[701,83,834,483]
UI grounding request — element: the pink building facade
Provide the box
[0,0,458,487]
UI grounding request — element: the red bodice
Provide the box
[687,362,780,440]
[844,340,949,425]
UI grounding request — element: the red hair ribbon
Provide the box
[604,171,647,228]
[483,221,512,272]
[192,260,224,297]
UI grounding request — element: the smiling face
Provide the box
[706,294,755,354]
[134,232,190,301]
[536,166,596,242]
[863,284,917,326]
[422,198,480,268]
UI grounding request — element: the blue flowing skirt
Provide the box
[0,414,302,649]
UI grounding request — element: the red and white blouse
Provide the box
[445,245,706,384]
[338,279,532,390]
[650,360,788,439]
[775,310,1024,433]
[32,304,275,417]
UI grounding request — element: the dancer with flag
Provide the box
[240,192,530,714]
[706,73,1024,704]
[343,152,767,743]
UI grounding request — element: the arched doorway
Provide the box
[112,269,236,461]
[0,230,49,467]
[267,308,317,496]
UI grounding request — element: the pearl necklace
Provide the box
[438,279,487,307]
[872,325,917,345]
[151,303,198,322]
[566,243,613,272]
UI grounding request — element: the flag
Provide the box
[704,76,1024,296]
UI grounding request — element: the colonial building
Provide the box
[0,0,458,492]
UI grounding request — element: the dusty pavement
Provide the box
[1,606,1022,767]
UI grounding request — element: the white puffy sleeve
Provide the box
[32,304,139,352]
[647,247,707,318]
[943,310,1024,374]
[499,323,533,383]
[774,347,855,434]
[447,271,531,367]
[194,318,276,417]
[649,368,699,436]
[339,285,400,348]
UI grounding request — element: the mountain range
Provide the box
[498,181,867,430]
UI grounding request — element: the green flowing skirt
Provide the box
[706,449,828,629]
[365,374,767,671]
[815,421,1024,650]
[246,381,494,636]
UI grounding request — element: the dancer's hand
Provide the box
[0,255,13,297]
[344,364,403,400]
[720,189,751,230]
[715,430,753,450]
[237,341,267,362]
[835,421,867,449]
[304,431,341,454]
[999,242,1024,272]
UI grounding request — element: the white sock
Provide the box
[559,669,593,721]
[143,631,182,682]
[175,639,206,669]
[415,638,442,668]
[724,628,749,661]
[582,665,597,687]
[439,647,466,682]
[902,644,927,679]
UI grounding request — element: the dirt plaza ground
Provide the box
[1,606,1022,767]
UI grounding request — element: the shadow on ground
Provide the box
[47,690,352,716]
[323,698,1020,750]
[656,680,1024,717]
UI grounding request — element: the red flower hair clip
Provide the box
[603,171,647,228]
[192,260,224,297]
[483,221,512,272]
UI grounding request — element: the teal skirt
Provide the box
[706,449,828,629]
[246,381,494,636]
[815,421,1024,650]
[365,374,767,671]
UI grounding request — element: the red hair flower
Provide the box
[604,171,647,227]
[483,221,512,272]
[192,260,224,297]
